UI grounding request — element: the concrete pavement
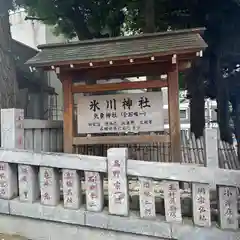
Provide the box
[0,234,28,240]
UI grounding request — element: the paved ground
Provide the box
[0,234,28,240]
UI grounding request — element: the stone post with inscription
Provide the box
[139,178,156,219]
[163,181,182,222]
[62,169,82,209]
[108,148,129,216]
[205,128,218,190]
[0,109,25,199]
[218,186,238,230]
[1,108,24,149]
[192,183,211,227]
[1,109,40,202]
[205,128,218,169]
[18,165,39,202]
[85,171,104,212]
[0,162,18,199]
[40,167,60,206]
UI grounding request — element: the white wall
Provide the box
[9,10,46,50]
[9,10,66,48]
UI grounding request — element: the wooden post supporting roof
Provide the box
[62,73,73,153]
[168,64,182,162]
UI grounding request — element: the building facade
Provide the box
[10,9,64,120]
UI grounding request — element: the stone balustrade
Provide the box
[0,147,239,239]
[0,108,239,240]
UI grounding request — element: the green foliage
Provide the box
[179,72,186,90]
[14,0,208,38]
[13,0,240,145]
[181,0,240,143]
[125,0,240,143]
[16,0,126,39]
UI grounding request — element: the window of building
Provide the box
[180,109,188,120]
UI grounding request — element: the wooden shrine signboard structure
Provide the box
[27,28,207,162]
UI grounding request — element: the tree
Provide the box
[169,0,240,155]
[18,0,126,39]
[19,0,240,154]
[125,0,240,152]
[0,0,20,108]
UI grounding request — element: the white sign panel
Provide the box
[77,92,163,134]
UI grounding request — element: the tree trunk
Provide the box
[143,0,160,85]
[236,105,240,163]
[0,11,19,108]
[143,0,155,33]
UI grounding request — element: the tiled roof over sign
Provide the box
[26,28,207,67]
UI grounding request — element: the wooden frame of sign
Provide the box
[61,58,192,161]
[28,29,207,162]
[63,58,185,161]
[61,62,181,159]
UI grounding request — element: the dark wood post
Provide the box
[168,63,182,162]
[62,73,74,153]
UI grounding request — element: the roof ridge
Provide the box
[37,28,205,50]
[27,29,207,67]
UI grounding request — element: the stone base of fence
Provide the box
[0,198,238,240]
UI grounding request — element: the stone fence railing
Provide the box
[0,108,239,240]
[0,147,239,240]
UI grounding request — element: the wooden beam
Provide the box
[23,119,63,129]
[62,73,74,153]
[73,135,170,145]
[70,62,171,81]
[41,49,200,71]
[72,80,167,93]
[168,63,181,163]
[69,61,190,81]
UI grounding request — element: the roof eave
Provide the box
[26,45,207,68]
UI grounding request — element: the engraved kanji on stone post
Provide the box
[108,148,129,216]
[1,108,24,149]
[139,178,156,219]
[163,181,182,222]
[192,183,211,227]
[40,167,60,206]
[62,169,82,209]
[218,186,238,230]
[0,162,18,199]
[85,171,104,212]
[18,165,39,202]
